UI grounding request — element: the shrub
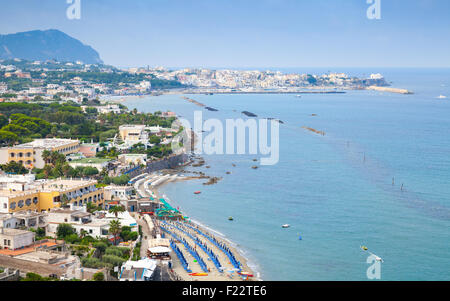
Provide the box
[93,241,108,254]
[81,257,104,269]
[120,230,137,242]
[101,255,125,266]
[64,234,81,244]
[105,246,129,259]
[92,272,104,281]
[105,247,123,257]
[56,224,76,239]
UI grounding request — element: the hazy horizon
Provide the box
[1,0,449,68]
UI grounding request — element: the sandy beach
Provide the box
[136,172,259,281]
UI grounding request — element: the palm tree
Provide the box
[43,165,52,179]
[42,150,51,165]
[109,205,125,218]
[50,151,60,166]
[61,194,69,208]
[62,163,72,178]
[109,219,122,246]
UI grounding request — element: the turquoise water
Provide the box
[123,68,450,280]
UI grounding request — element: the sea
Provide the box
[122,68,450,280]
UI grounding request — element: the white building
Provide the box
[119,125,148,144]
[103,185,134,201]
[46,208,109,238]
[119,258,157,281]
[0,213,19,229]
[0,228,35,250]
[118,154,147,166]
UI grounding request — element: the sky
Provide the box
[0,0,449,68]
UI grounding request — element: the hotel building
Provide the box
[0,176,104,214]
[0,138,80,169]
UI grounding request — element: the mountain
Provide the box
[0,29,103,64]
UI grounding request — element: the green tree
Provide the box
[0,130,18,145]
[149,135,161,145]
[61,194,69,207]
[109,205,125,218]
[1,124,31,137]
[82,167,99,176]
[93,241,108,254]
[0,161,28,174]
[108,219,122,246]
[56,223,76,239]
[42,150,51,165]
[0,115,8,128]
[43,165,53,179]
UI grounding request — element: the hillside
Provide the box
[0,29,103,64]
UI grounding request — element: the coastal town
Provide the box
[0,58,411,104]
[0,58,411,282]
[0,62,257,281]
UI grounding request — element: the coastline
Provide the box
[100,85,414,103]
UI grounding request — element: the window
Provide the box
[89,229,93,234]
[25,199,32,206]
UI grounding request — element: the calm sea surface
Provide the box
[123,68,450,280]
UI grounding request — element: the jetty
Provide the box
[302,126,326,136]
[367,86,413,95]
[242,111,258,117]
[182,96,206,107]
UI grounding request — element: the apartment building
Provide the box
[0,228,35,250]
[118,125,148,144]
[0,177,104,214]
[0,138,80,169]
[46,208,110,238]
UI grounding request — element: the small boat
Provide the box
[298,235,302,240]
[189,273,208,276]
[228,216,234,221]
[282,224,290,228]
[437,95,447,99]
[251,166,258,169]
[361,246,368,251]
[238,272,254,277]
[194,191,201,194]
